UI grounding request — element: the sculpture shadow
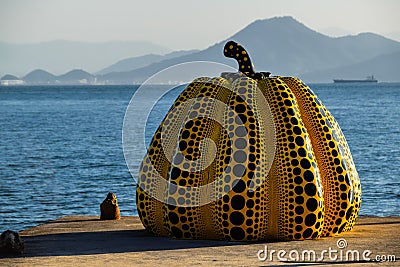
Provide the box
[6,229,261,257]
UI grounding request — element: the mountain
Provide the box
[1,74,20,80]
[0,40,171,78]
[301,51,400,83]
[57,69,94,84]
[22,69,94,84]
[4,16,400,84]
[96,49,198,75]
[98,16,400,83]
[23,69,57,84]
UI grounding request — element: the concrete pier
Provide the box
[1,216,399,266]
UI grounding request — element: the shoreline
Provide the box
[1,215,399,266]
[2,81,400,88]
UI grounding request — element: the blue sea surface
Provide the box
[0,83,399,231]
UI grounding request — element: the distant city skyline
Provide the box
[0,0,399,50]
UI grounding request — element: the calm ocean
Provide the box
[0,83,399,231]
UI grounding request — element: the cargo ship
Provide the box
[333,75,377,83]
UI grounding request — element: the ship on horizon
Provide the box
[333,75,378,83]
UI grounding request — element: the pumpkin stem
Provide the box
[223,41,270,80]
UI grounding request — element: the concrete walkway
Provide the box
[1,216,399,266]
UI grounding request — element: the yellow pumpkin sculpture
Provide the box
[136,41,361,241]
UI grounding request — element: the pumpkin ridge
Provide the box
[257,77,325,240]
[281,77,361,236]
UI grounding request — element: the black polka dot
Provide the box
[346,206,354,220]
[305,183,317,196]
[340,184,347,191]
[306,198,318,212]
[294,176,303,184]
[339,222,347,233]
[185,120,194,128]
[233,180,246,193]
[179,140,187,150]
[303,170,314,182]
[246,199,255,208]
[181,130,190,139]
[170,167,181,179]
[302,228,313,239]
[284,99,292,106]
[231,195,245,210]
[300,159,311,169]
[223,195,230,203]
[329,141,335,148]
[138,193,145,201]
[298,147,306,157]
[295,216,303,224]
[230,212,245,225]
[223,204,229,212]
[305,214,316,226]
[295,196,304,204]
[230,227,245,240]
[294,186,303,195]
[295,206,304,215]
[291,159,299,166]
[245,219,253,226]
[235,104,246,113]
[295,136,304,146]
[345,174,351,186]
[178,207,185,214]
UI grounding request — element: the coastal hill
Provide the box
[23,69,57,84]
[57,69,94,83]
[97,16,400,83]
[21,69,94,85]
[1,74,20,81]
[2,16,400,84]
[96,49,199,75]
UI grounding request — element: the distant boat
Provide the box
[333,75,378,83]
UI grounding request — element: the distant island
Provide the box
[1,16,400,85]
[1,69,96,86]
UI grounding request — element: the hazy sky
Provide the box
[0,0,399,50]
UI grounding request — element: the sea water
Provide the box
[0,83,399,231]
